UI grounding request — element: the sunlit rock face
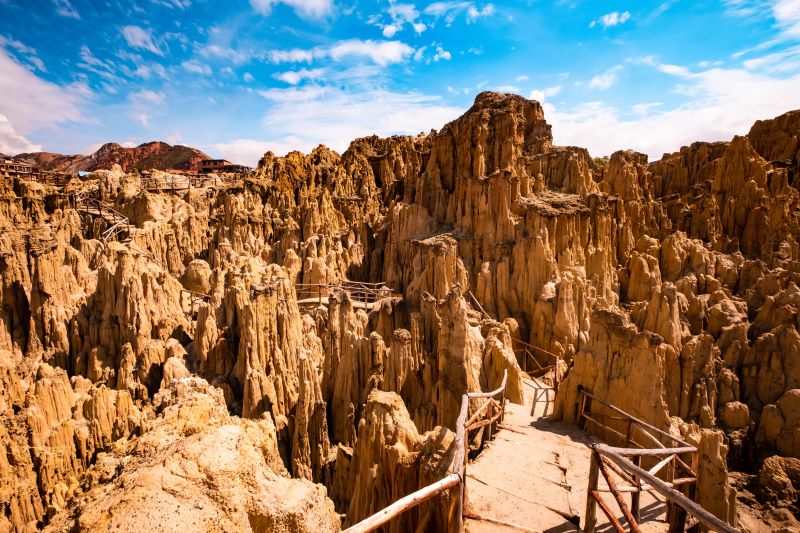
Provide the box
[0,94,798,531]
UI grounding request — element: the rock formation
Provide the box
[9,141,211,173]
[1,92,798,531]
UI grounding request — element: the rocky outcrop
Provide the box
[11,141,212,173]
[44,378,339,533]
[342,390,455,532]
[2,93,799,531]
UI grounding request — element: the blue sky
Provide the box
[1,0,799,165]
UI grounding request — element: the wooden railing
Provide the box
[578,389,736,533]
[140,174,221,191]
[2,166,74,186]
[512,337,562,393]
[295,281,398,307]
[344,370,508,533]
[465,291,562,392]
[181,289,212,319]
[73,192,130,243]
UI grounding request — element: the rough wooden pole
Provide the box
[585,451,600,533]
[631,455,642,523]
[343,473,461,533]
[595,451,641,533]
[599,447,737,533]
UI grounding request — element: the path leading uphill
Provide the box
[464,378,670,532]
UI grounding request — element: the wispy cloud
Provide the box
[432,45,452,62]
[250,0,334,20]
[153,0,192,9]
[268,39,415,66]
[0,47,89,153]
[774,0,800,37]
[424,2,496,25]
[548,60,800,159]
[0,113,41,154]
[121,25,163,56]
[372,2,427,37]
[590,11,631,28]
[588,65,622,89]
[130,112,151,127]
[181,59,211,74]
[253,85,461,157]
[199,44,253,65]
[529,85,562,102]
[129,89,166,105]
[0,35,46,72]
[273,67,326,84]
[53,0,80,19]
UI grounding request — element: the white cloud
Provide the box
[466,3,495,22]
[273,67,326,84]
[725,1,800,39]
[0,35,46,72]
[658,63,691,76]
[269,39,414,66]
[424,2,496,25]
[53,0,80,19]
[528,85,562,102]
[269,48,315,63]
[590,11,631,28]
[515,75,529,82]
[548,63,800,160]
[329,40,414,65]
[129,89,165,104]
[774,0,800,37]
[250,0,333,19]
[211,136,316,167]
[588,65,622,89]
[182,59,212,74]
[121,25,163,56]
[0,114,41,154]
[631,102,662,116]
[382,24,400,37]
[243,72,255,82]
[77,45,118,81]
[375,2,427,36]
[254,86,461,154]
[743,44,800,72]
[0,48,87,136]
[199,44,252,65]
[154,0,192,8]
[432,46,451,61]
[131,112,151,127]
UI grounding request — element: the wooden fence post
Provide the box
[631,455,642,523]
[585,450,600,533]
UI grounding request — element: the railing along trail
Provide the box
[295,280,398,308]
[73,190,131,243]
[344,370,508,533]
[578,389,737,533]
[467,290,562,393]
[512,337,562,393]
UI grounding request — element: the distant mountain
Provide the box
[10,141,211,173]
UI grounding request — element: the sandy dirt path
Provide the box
[464,378,669,532]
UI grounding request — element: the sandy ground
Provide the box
[464,378,669,533]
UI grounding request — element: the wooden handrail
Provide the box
[579,389,691,448]
[344,474,461,533]
[596,445,737,533]
[344,370,508,533]
[579,389,735,532]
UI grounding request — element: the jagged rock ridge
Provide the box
[9,141,211,173]
[0,92,798,531]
